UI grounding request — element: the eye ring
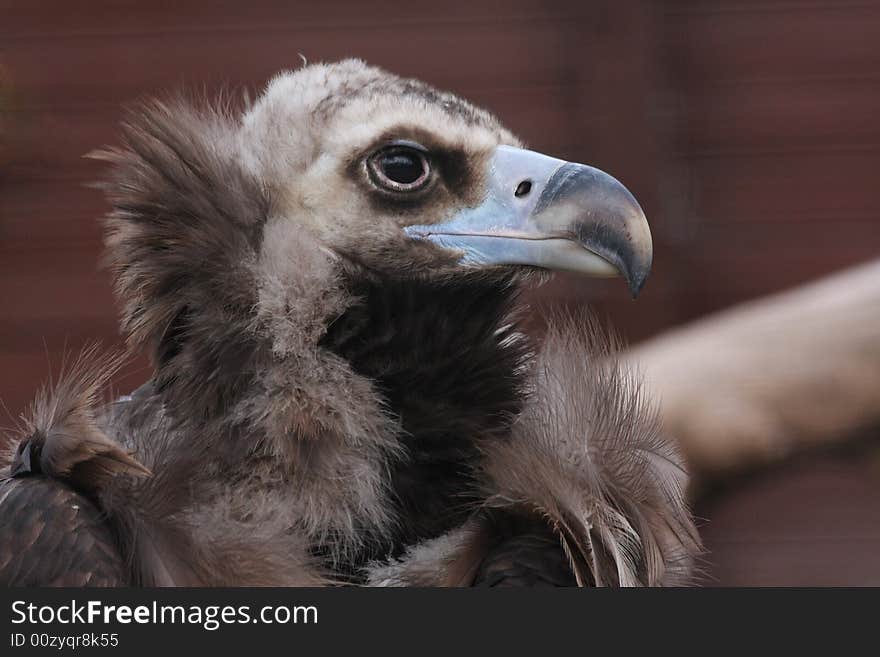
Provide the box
[367,142,431,193]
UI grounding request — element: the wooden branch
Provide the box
[625,259,880,481]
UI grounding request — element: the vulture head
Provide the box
[235,59,651,292]
[95,58,657,456]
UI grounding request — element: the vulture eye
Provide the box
[368,143,431,192]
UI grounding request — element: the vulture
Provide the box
[0,60,699,587]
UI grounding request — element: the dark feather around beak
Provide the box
[406,146,653,297]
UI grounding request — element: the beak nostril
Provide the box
[514,180,532,198]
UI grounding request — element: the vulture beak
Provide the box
[405,145,653,296]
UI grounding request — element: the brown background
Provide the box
[2,0,880,585]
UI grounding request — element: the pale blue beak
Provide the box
[405,146,653,296]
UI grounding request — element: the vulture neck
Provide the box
[320,273,531,557]
[323,274,529,429]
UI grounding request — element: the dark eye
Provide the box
[368,143,431,192]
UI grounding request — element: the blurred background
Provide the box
[2,0,880,585]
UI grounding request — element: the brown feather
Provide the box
[0,477,127,586]
[475,314,701,586]
[365,315,700,587]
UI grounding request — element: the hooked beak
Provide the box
[405,145,653,297]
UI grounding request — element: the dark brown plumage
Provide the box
[1,60,698,587]
[0,478,126,586]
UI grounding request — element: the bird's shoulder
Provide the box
[0,475,127,586]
